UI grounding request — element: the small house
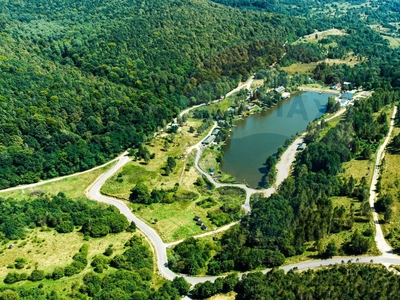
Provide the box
[341,92,354,100]
[196,221,203,226]
[274,86,285,93]
[297,143,306,151]
[201,225,207,231]
[193,216,201,221]
[211,128,220,136]
[331,83,342,90]
[281,92,291,99]
[202,135,215,146]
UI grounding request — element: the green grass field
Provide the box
[132,186,246,242]
[379,127,400,247]
[0,229,152,296]
[0,163,114,201]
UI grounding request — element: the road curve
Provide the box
[3,81,399,285]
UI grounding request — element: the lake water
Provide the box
[220,92,330,188]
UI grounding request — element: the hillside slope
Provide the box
[0,0,309,188]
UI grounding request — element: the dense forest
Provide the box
[0,193,133,240]
[0,0,311,189]
[192,264,400,299]
[210,0,400,27]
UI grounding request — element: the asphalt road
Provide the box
[2,82,400,287]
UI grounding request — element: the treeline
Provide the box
[281,43,326,66]
[0,193,133,240]
[0,0,310,188]
[192,264,400,299]
[211,0,400,29]
[171,89,394,275]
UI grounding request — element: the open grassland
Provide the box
[198,148,236,183]
[210,292,236,300]
[296,28,347,45]
[282,54,362,75]
[0,229,135,279]
[101,119,213,200]
[0,163,113,201]
[0,229,141,297]
[382,36,400,48]
[316,109,346,141]
[379,127,400,246]
[132,186,246,242]
[341,159,374,185]
[281,62,317,75]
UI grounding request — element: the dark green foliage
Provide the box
[14,258,26,270]
[165,157,177,175]
[103,245,114,257]
[326,96,340,114]
[171,277,191,296]
[55,221,74,233]
[110,236,153,271]
[282,43,325,65]
[324,241,338,258]
[0,193,128,240]
[127,221,137,232]
[129,183,151,204]
[52,267,64,280]
[28,270,44,282]
[63,245,89,277]
[4,272,28,284]
[344,231,372,255]
[169,238,212,275]
[0,0,308,189]
[194,265,400,299]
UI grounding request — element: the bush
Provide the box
[104,245,113,256]
[4,272,28,284]
[28,269,45,281]
[14,258,27,269]
[55,221,74,233]
[52,267,64,280]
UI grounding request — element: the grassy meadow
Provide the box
[0,229,156,296]
[0,163,114,201]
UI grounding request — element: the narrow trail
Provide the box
[369,106,398,257]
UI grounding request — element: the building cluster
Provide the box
[201,127,221,146]
[193,216,207,230]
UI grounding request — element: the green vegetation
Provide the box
[171,89,395,275]
[0,193,132,240]
[0,0,309,189]
[0,162,113,201]
[380,118,400,249]
[131,186,245,242]
[192,265,400,299]
[0,231,191,299]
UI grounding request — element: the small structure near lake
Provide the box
[202,135,215,146]
[274,86,285,93]
[297,142,306,151]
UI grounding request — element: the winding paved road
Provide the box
[2,81,399,286]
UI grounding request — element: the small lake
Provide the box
[220,92,331,188]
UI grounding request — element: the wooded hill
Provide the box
[192,264,400,299]
[0,0,310,189]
